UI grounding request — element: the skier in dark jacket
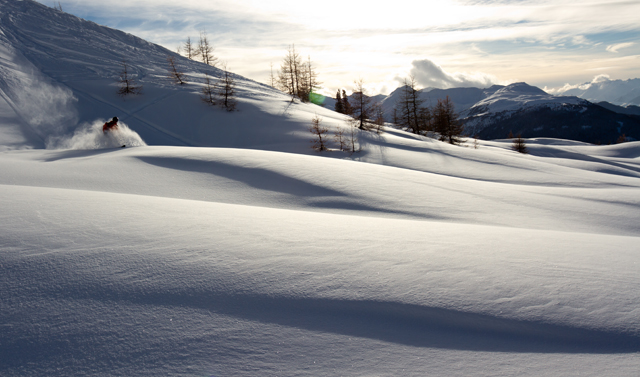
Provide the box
[103,117,119,134]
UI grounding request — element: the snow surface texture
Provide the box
[1,1,639,376]
[2,144,640,376]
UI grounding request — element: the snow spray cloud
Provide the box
[0,52,79,141]
[46,119,147,150]
[12,75,78,137]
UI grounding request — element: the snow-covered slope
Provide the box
[0,0,341,152]
[2,141,640,376]
[1,1,640,376]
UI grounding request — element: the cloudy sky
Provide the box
[39,0,640,95]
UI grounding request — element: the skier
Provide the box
[103,117,119,134]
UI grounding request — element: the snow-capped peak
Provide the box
[467,82,585,116]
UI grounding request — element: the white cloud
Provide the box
[545,74,611,94]
[409,59,499,89]
[606,42,635,53]
[591,74,611,84]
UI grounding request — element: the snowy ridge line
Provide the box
[359,133,640,186]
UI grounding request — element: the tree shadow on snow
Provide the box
[139,293,640,354]
[136,155,446,220]
[16,285,638,355]
[3,289,639,372]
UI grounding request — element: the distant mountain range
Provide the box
[554,78,640,107]
[324,81,640,144]
[458,83,640,143]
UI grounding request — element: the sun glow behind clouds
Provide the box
[37,0,640,93]
[238,0,499,30]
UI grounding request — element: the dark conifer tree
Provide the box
[342,89,352,115]
[512,134,528,153]
[335,90,344,113]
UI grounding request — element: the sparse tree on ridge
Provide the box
[268,62,277,88]
[201,72,216,106]
[372,103,385,134]
[347,124,359,153]
[348,79,378,131]
[309,115,329,151]
[334,127,348,152]
[167,55,186,85]
[395,76,430,134]
[183,37,195,59]
[117,60,142,96]
[276,45,319,102]
[278,44,303,101]
[278,45,297,100]
[198,30,218,67]
[433,96,463,144]
[215,63,237,111]
[305,55,320,100]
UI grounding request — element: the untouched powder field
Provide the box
[1,140,640,376]
[1,0,639,375]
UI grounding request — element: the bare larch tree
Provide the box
[215,63,237,111]
[183,37,195,59]
[117,60,142,96]
[433,96,464,144]
[309,115,329,151]
[277,45,319,102]
[395,76,430,134]
[349,79,378,131]
[167,55,186,85]
[198,30,218,67]
[201,72,216,106]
